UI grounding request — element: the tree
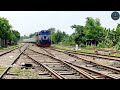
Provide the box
[84,17,104,46]
[9,31,16,45]
[115,24,120,42]
[71,25,85,45]
[50,28,69,44]
[0,17,12,47]
[53,30,63,44]
[29,33,36,38]
[48,28,56,34]
[10,30,20,45]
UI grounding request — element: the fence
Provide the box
[0,38,16,47]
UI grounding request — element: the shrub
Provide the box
[115,42,120,50]
[97,42,105,48]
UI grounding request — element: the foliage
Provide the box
[48,27,56,34]
[0,17,20,46]
[115,42,120,50]
[29,33,36,38]
[0,17,12,40]
[19,17,120,50]
[48,28,69,44]
[47,17,120,50]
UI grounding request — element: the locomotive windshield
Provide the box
[46,31,50,35]
[39,30,50,35]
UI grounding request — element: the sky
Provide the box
[0,11,119,36]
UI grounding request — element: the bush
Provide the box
[106,40,113,48]
[97,42,105,48]
[79,43,86,47]
[97,40,113,48]
[115,42,120,50]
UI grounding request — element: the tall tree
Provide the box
[116,24,120,42]
[0,17,12,47]
[71,25,85,45]
[84,17,104,45]
[48,28,56,34]
[12,30,20,41]
[29,33,36,38]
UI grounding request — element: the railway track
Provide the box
[0,43,25,57]
[0,44,28,79]
[26,48,98,79]
[27,47,118,79]
[4,53,61,79]
[3,43,120,79]
[53,48,120,62]
[0,44,63,79]
[55,49,120,69]
[23,53,64,79]
[32,47,120,79]
[0,43,90,79]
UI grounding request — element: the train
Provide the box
[35,30,51,47]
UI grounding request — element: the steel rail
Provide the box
[23,52,64,79]
[0,44,25,57]
[0,44,28,79]
[51,48,120,72]
[27,48,96,79]
[39,48,119,79]
[47,48,120,79]
[51,48,120,62]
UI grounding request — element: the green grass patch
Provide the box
[52,45,95,54]
[0,65,7,74]
[110,53,120,57]
[9,67,41,79]
[9,67,32,76]
[0,65,48,79]
[77,49,95,53]
[0,44,22,52]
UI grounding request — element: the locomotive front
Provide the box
[36,30,51,47]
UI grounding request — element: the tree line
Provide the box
[0,17,20,47]
[49,17,120,50]
[27,17,120,50]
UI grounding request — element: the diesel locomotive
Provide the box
[35,30,51,47]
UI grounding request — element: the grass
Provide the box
[77,49,95,53]
[110,53,120,57]
[0,43,22,52]
[52,44,120,58]
[0,65,7,74]
[9,67,46,79]
[9,67,34,76]
[52,44,95,54]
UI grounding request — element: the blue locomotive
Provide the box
[35,30,51,47]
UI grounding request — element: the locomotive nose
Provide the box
[44,36,46,39]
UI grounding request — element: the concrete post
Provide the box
[75,44,78,50]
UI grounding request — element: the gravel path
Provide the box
[0,49,21,66]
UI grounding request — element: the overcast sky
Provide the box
[0,11,119,36]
